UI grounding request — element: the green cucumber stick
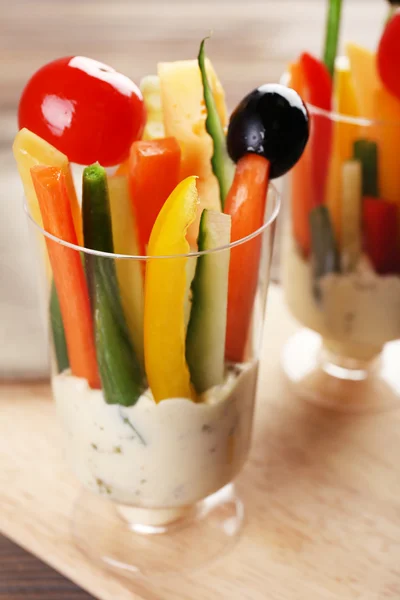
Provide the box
[323,0,343,77]
[49,280,69,372]
[186,209,231,394]
[353,139,379,197]
[309,205,340,300]
[198,37,234,209]
[82,164,145,407]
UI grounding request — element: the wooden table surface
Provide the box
[1,286,400,600]
[0,0,389,597]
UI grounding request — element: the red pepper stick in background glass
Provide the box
[363,197,399,275]
[224,154,270,363]
[31,165,101,388]
[299,52,333,208]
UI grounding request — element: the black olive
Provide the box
[227,83,310,179]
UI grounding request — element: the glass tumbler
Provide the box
[26,185,279,578]
[282,103,400,413]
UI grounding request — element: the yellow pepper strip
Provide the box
[335,57,359,158]
[326,57,360,248]
[108,175,145,368]
[347,43,400,205]
[326,146,342,246]
[144,176,199,403]
[13,128,83,244]
[346,44,380,120]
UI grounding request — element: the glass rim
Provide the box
[307,102,400,128]
[280,67,400,127]
[24,184,280,261]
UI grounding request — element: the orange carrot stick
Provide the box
[31,165,100,388]
[129,137,181,255]
[224,154,269,363]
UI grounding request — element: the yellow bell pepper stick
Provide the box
[347,44,400,206]
[13,128,83,244]
[108,175,145,368]
[144,176,199,403]
[335,56,359,157]
[346,44,380,119]
[325,56,359,247]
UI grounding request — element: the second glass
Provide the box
[282,104,400,412]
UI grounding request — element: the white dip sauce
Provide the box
[53,362,258,508]
[283,237,400,360]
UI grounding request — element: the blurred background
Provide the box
[0,0,386,378]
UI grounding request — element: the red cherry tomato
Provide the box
[18,56,146,166]
[377,11,400,101]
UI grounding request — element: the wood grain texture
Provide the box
[0,537,94,600]
[1,286,400,600]
[0,0,392,595]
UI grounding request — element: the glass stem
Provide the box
[116,504,195,534]
[321,339,381,380]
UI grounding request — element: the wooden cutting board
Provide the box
[1,285,400,600]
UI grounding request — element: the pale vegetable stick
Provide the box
[325,56,360,248]
[334,56,359,157]
[108,175,144,368]
[140,75,166,140]
[341,160,362,272]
